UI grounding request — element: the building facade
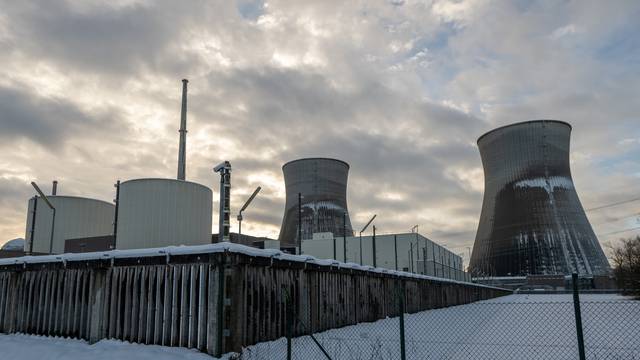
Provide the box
[115,178,213,250]
[469,120,610,276]
[25,196,115,254]
[302,232,470,282]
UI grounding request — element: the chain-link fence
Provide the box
[233,274,640,359]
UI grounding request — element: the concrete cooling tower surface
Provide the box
[278,158,354,248]
[469,120,610,276]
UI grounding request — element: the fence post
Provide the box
[287,291,293,360]
[88,268,107,343]
[572,273,586,360]
[216,254,226,357]
[398,280,407,360]
[333,237,336,260]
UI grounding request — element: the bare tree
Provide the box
[611,235,640,298]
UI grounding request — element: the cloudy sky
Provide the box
[1,0,639,263]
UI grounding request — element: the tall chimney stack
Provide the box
[177,79,188,180]
[52,180,58,195]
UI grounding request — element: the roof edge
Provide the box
[120,178,212,191]
[282,157,350,170]
[477,119,572,144]
[32,195,115,207]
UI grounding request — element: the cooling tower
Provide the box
[469,120,610,276]
[278,158,354,249]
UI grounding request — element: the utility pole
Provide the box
[113,180,120,249]
[372,225,377,268]
[298,192,302,254]
[359,214,376,265]
[27,196,38,255]
[237,186,262,236]
[343,212,347,262]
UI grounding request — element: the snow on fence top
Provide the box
[0,242,507,290]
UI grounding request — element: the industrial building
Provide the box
[469,120,611,277]
[25,195,115,254]
[212,232,280,249]
[278,158,354,250]
[0,238,27,258]
[115,178,213,249]
[302,232,470,281]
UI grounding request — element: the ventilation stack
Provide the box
[177,79,188,180]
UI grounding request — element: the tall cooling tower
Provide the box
[278,158,354,249]
[469,120,610,276]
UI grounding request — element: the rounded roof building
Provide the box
[1,238,25,251]
[115,178,213,250]
[469,120,610,276]
[25,195,115,254]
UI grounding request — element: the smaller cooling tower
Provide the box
[25,196,115,254]
[278,158,354,249]
[116,178,212,250]
[470,120,610,276]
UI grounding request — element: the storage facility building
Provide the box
[115,178,213,250]
[302,232,470,281]
[25,196,115,254]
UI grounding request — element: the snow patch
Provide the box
[0,242,503,290]
[513,176,574,194]
[0,335,221,360]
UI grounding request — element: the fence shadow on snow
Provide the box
[237,274,640,360]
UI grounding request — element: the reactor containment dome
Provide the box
[115,178,213,250]
[278,158,354,249]
[469,120,610,277]
[25,196,115,254]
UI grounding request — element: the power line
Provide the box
[591,212,640,225]
[586,197,640,212]
[597,226,640,237]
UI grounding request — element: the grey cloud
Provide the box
[4,2,182,75]
[0,85,117,147]
[0,0,638,250]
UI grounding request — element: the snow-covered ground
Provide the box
[0,334,221,360]
[1,294,637,359]
[243,294,640,359]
